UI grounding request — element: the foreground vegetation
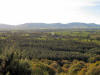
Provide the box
[0,29,100,75]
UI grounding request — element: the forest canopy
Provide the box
[0,29,100,75]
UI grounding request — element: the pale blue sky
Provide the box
[0,0,99,25]
[83,1,100,17]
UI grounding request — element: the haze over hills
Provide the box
[0,22,100,30]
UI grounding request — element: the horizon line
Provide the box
[0,22,99,26]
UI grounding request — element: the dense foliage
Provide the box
[0,29,100,75]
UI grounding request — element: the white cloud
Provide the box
[0,0,99,25]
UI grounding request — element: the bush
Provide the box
[86,61,100,75]
[32,63,56,75]
[7,59,33,75]
[68,61,85,75]
[88,55,100,63]
[78,68,87,75]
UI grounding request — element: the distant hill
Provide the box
[0,22,100,30]
[0,24,14,30]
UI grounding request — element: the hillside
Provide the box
[0,22,100,30]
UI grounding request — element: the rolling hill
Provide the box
[0,22,100,30]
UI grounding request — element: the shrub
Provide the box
[86,61,100,75]
[68,61,85,75]
[88,55,100,63]
[32,63,56,75]
[78,68,87,75]
[7,59,33,75]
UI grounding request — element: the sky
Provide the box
[0,0,100,25]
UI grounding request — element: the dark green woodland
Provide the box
[0,29,100,75]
